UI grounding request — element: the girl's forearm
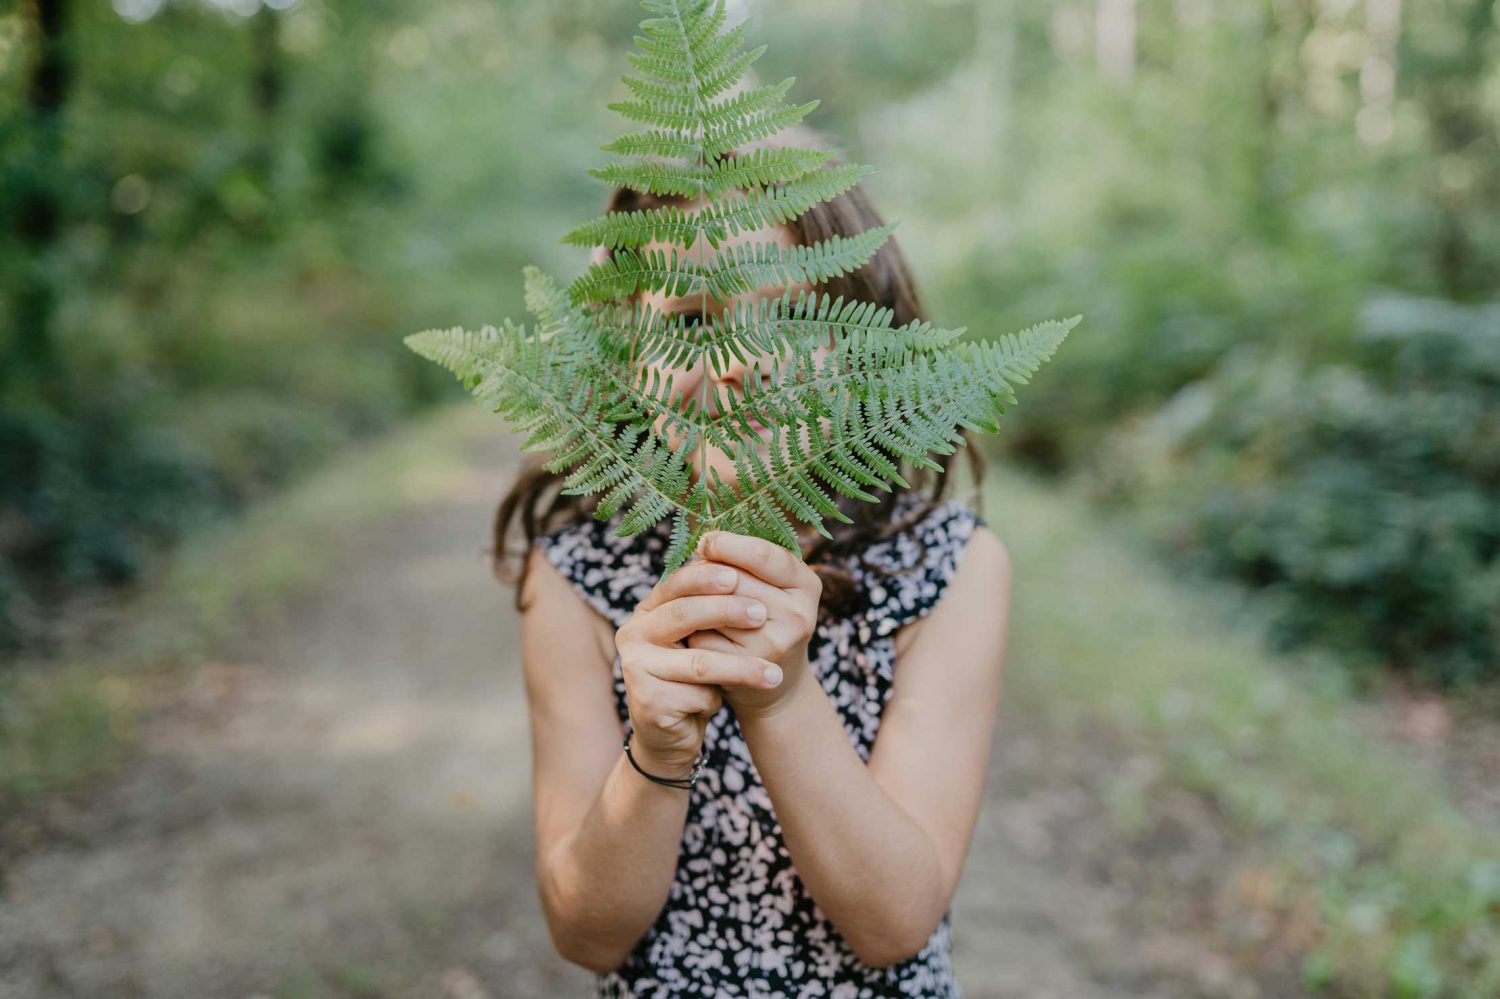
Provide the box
[735,671,948,968]
[541,749,692,973]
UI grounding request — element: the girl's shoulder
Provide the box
[532,509,669,628]
[850,491,990,641]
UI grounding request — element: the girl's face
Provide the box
[627,197,831,491]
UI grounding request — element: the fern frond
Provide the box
[704,290,960,367]
[584,147,835,204]
[406,0,1080,577]
[404,322,693,539]
[686,19,753,85]
[560,163,869,251]
[566,246,699,305]
[522,265,571,335]
[586,159,706,199]
[630,0,742,92]
[561,202,712,251]
[702,146,834,197]
[700,223,898,300]
[601,129,702,161]
[606,98,702,131]
[677,319,1076,569]
[709,162,871,236]
[699,77,797,134]
[698,44,770,102]
[704,100,821,159]
[575,298,698,366]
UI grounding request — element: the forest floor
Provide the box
[0,404,1492,999]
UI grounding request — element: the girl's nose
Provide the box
[707,332,780,397]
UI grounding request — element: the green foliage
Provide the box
[1094,295,1500,685]
[406,0,1075,573]
[784,0,1497,685]
[0,0,621,654]
[996,460,1500,999]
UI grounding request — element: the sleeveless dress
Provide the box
[535,490,985,998]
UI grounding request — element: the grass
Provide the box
[0,402,500,814]
[988,460,1500,999]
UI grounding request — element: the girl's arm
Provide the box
[695,527,1013,968]
[520,548,690,974]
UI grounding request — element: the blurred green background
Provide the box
[3,0,1495,681]
[1,1,1498,996]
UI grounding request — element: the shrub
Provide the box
[1093,295,1500,685]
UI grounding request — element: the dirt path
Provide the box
[0,429,1283,999]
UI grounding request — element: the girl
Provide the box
[496,123,1013,997]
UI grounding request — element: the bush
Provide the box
[0,387,221,650]
[1093,295,1500,685]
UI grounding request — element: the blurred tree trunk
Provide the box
[249,4,283,196]
[315,0,383,198]
[1359,0,1402,144]
[1247,0,1318,241]
[1095,0,1136,84]
[10,0,72,397]
[1247,0,1283,239]
[1417,0,1496,297]
[975,1,1014,159]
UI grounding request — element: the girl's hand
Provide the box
[616,560,787,777]
[684,530,821,721]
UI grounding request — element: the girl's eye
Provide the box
[678,310,703,327]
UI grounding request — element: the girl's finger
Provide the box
[636,559,744,613]
[640,594,767,645]
[689,558,803,646]
[694,561,785,610]
[697,531,810,590]
[648,677,723,719]
[649,647,784,689]
[684,628,739,654]
[628,682,720,750]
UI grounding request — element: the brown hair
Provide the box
[494,123,986,618]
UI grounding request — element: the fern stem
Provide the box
[670,0,714,534]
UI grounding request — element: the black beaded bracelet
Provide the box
[623,729,708,790]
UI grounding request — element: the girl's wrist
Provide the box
[625,736,703,781]
[732,657,818,727]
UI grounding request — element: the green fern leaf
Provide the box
[405,0,1079,576]
[700,223,898,300]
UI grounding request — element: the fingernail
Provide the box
[717,568,736,587]
[746,602,766,623]
[763,664,783,686]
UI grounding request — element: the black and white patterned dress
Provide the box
[535,490,985,998]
